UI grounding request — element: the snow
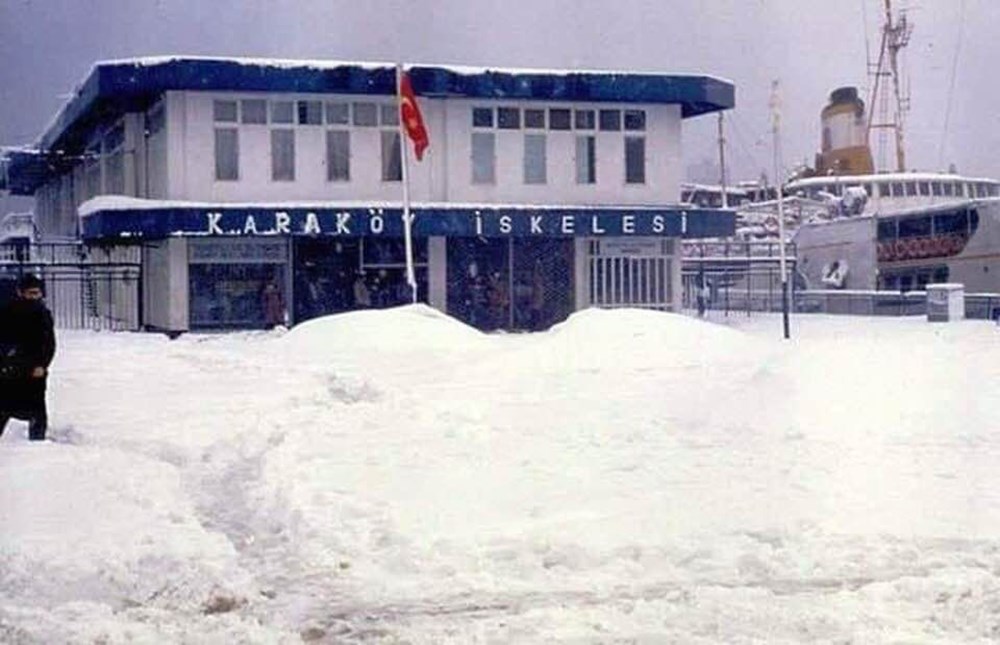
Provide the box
[3,307,1000,643]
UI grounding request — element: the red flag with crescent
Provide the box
[399,71,429,161]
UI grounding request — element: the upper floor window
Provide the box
[623,109,646,131]
[213,100,238,123]
[214,128,239,181]
[271,101,294,124]
[472,132,495,184]
[326,130,350,182]
[380,104,399,127]
[271,129,295,181]
[599,109,621,131]
[549,108,571,130]
[524,109,546,129]
[352,102,378,127]
[524,134,547,184]
[576,135,596,184]
[498,107,521,129]
[241,100,267,124]
[297,100,323,125]
[381,131,402,182]
[574,109,595,130]
[472,107,494,128]
[625,136,645,184]
[325,101,350,125]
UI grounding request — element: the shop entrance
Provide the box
[446,238,574,331]
[292,237,428,323]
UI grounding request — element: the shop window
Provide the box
[326,130,350,182]
[214,128,239,181]
[241,99,267,124]
[271,129,295,181]
[381,131,402,182]
[625,136,646,184]
[523,134,547,184]
[189,263,285,330]
[575,135,596,184]
[472,132,495,184]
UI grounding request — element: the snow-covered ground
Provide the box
[2,307,1000,643]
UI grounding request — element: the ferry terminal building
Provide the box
[2,57,735,332]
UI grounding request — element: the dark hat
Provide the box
[16,273,43,291]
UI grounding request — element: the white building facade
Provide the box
[2,57,735,332]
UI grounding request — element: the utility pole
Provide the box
[770,80,790,340]
[717,112,728,209]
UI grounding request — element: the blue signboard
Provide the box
[81,205,735,241]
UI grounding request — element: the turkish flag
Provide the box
[399,71,429,161]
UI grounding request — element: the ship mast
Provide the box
[866,0,912,172]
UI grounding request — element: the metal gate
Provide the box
[0,242,142,331]
[587,239,674,310]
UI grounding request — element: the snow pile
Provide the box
[2,308,1000,643]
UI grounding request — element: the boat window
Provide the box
[898,216,931,238]
[905,182,918,196]
[877,219,897,241]
[953,182,964,197]
[970,208,980,234]
[918,182,930,196]
[990,184,999,197]
[879,182,891,197]
[942,182,954,197]
[863,183,874,196]
[931,182,942,196]
[976,183,986,198]
[891,182,904,197]
[933,210,967,235]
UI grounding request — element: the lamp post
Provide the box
[770,80,791,339]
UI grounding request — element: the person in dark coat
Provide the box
[0,274,56,441]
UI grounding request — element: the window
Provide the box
[877,219,897,241]
[599,109,621,131]
[298,100,323,125]
[524,134,547,184]
[549,108,571,130]
[472,107,494,128]
[326,130,350,181]
[380,104,399,127]
[381,131,402,181]
[933,210,968,235]
[213,100,238,123]
[498,107,520,129]
[879,182,891,197]
[905,181,917,196]
[918,181,930,196]
[241,99,267,124]
[325,101,349,125]
[624,109,646,131]
[953,182,964,197]
[271,101,294,124]
[625,136,645,184]
[271,129,295,181]
[214,128,239,181]
[576,135,596,184]
[898,216,931,238]
[472,132,495,184]
[890,182,903,197]
[574,109,595,130]
[353,102,378,126]
[942,182,954,197]
[524,109,545,129]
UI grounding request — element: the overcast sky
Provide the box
[2,0,998,201]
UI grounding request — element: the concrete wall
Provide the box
[143,238,189,331]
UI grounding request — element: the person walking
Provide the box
[0,274,57,441]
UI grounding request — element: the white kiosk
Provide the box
[926,283,965,322]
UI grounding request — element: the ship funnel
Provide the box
[815,86,874,176]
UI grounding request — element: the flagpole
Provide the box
[396,63,418,304]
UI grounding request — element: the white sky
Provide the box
[3,308,1000,641]
[1,0,998,196]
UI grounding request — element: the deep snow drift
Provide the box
[2,306,1000,643]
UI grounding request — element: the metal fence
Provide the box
[682,240,799,315]
[0,242,142,331]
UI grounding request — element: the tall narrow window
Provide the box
[472,132,495,184]
[576,135,596,184]
[214,128,239,181]
[241,99,267,124]
[524,134,547,184]
[326,130,350,181]
[271,129,295,181]
[381,131,402,182]
[625,136,645,184]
